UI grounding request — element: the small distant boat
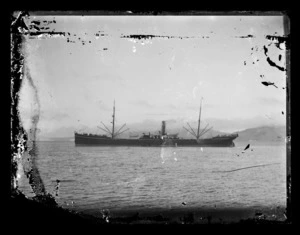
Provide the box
[75,99,238,147]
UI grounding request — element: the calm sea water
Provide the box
[18,141,286,218]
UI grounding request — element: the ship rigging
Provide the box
[96,100,129,139]
[183,97,213,140]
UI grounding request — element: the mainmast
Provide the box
[183,97,213,140]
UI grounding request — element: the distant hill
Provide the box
[235,125,286,144]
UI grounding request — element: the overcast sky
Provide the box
[18,14,286,135]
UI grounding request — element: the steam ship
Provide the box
[74,99,238,147]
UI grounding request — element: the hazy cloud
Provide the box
[95,100,111,111]
[89,72,123,83]
[145,112,169,116]
[259,97,285,105]
[40,110,70,121]
[163,104,178,109]
[131,100,154,108]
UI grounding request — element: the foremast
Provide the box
[97,100,129,139]
[196,97,203,139]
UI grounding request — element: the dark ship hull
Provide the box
[74,133,238,147]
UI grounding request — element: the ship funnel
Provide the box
[161,121,166,135]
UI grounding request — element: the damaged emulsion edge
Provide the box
[10,11,57,205]
[10,11,292,224]
[284,14,291,222]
